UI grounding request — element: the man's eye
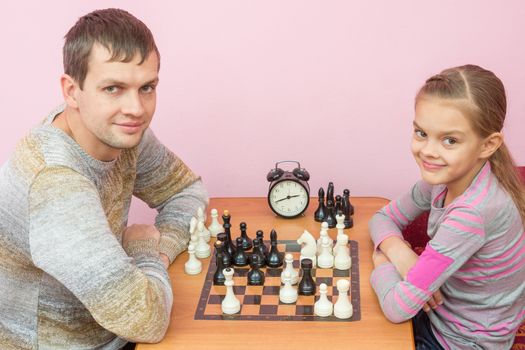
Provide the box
[414,129,426,138]
[141,85,155,93]
[443,137,457,146]
[104,86,119,94]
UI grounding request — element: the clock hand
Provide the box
[275,194,301,203]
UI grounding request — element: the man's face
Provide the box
[411,97,486,198]
[73,43,159,160]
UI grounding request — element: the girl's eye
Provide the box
[443,137,457,146]
[414,129,426,138]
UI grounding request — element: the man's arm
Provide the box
[29,167,172,343]
[134,129,208,265]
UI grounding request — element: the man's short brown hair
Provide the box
[63,8,160,89]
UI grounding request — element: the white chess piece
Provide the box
[334,234,351,270]
[221,267,241,314]
[197,208,211,242]
[334,279,353,319]
[333,231,350,255]
[297,230,317,267]
[195,227,211,259]
[189,216,198,240]
[207,208,223,237]
[316,222,332,254]
[336,212,345,237]
[184,244,202,275]
[197,221,210,243]
[317,236,334,269]
[314,283,333,317]
[279,270,298,304]
[281,253,299,285]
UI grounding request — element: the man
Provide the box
[0,8,208,349]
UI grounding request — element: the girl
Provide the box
[369,65,525,349]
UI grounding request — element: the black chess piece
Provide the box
[233,237,249,267]
[239,222,253,250]
[326,182,335,206]
[256,230,268,257]
[247,254,265,285]
[298,258,316,296]
[266,229,283,268]
[335,195,343,216]
[325,199,337,228]
[343,189,354,216]
[343,189,354,228]
[314,187,327,222]
[213,241,226,285]
[222,211,236,257]
[216,233,233,267]
[249,238,266,268]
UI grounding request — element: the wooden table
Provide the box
[137,197,415,350]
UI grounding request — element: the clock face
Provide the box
[268,180,309,218]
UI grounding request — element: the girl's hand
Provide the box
[372,249,391,267]
[423,289,444,312]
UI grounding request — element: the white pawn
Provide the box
[314,283,333,317]
[184,244,202,275]
[196,221,210,243]
[317,236,334,269]
[281,253,299,285]
[279,270,298,304]
[221,267,241,314]
[334,279,353,319]
[189,216,198,240]
[195,227,211,259]
[316,222,332,254]
[336,212,345,237]
[207,208,223,237]
[333,231,349,255]
[334,234,351,270]
[197,208,211,242]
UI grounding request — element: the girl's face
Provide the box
[411,97,487,200]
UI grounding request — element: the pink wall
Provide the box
[1,1,525,222]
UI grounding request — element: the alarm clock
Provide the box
[267,161,310,218]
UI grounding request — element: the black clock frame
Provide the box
[267,172,310,218]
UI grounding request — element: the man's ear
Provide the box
[480,132,503,159]
[60,74,79,108]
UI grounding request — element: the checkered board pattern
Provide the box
[194,240,361,322]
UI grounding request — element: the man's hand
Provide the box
[122,224,161,247]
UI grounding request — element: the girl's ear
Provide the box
[60,74,79,109]
[480,132,503,159]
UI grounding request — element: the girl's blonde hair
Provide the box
[416,64,525,224]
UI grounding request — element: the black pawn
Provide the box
[239,222,253,250]
[250,238,266,268]
[343,189,354,216]
[325,199,337,228]
[247,254,265,285]
[314,187,327,222]
[298,258,316,296]
[326,182,335,206]
[266,229,283,268]
[256,230,268,257]
[213,241,226,285]
[216,233,233,267]
[233,237,249,267]
[335,195,343,217]
[222,211,236,257]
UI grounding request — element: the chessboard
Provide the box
[194,239,361,322]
